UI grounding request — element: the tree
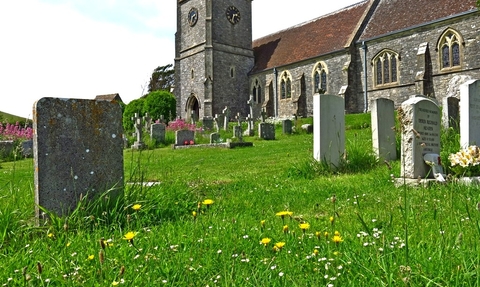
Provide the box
[123,98,145,131]
[143,90,176,122]
[148,64,174,92]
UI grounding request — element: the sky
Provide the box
[0,0,360,119]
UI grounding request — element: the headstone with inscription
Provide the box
[313,94,345,168]
[258,122,275,140]
[460,79,480,148]
[399,96,440,179]
[150,123,166,144]
[33,97,124,219]
[371,98,397,161]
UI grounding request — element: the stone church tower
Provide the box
[174,0,254,122]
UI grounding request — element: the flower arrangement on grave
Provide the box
[448,145,480,177]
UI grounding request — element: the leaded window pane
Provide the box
[252,87,257,102]
[286,78,292,98]
[258,88,262,103]
[376,60,382,85]
[384,59,390,83]
[281,80,286,99]
[321,70,327,92]
[314,71,320,92]
[452,43,460,66]
[442,45,450,68]
[391,57,397,82]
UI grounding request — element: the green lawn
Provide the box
[1,116,480,286]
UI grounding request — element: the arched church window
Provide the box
[438,29,462,70]
[312,62,328,93]
[280,71,291,100]
[252,79,262,103]
[372,49,399,87]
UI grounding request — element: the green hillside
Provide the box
[0,110,31,124]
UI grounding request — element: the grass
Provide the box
[1,115,480,286]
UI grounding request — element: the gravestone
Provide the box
[371,98,397,161]
[460,79,480,148]
[258,122,275,140]
[202,116,214,131]
[399,96,441,179]
[175,130,195,146]
[244,114,254,136]
[33,97,124,219]
[233,113,243,141]
[313,94,345,168]
[143,113,152,131]
[131,113,145,149]
[282,119,293,135]
[0,140,14,158]
[222,106,231,130]
[21,139,33,157]
[442,97,460,130]
[150,123,166,144]
[210,132,220,143]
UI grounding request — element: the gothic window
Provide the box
[438,29,462,70]
[312,62,328,93]
[372,50,399,87]
[252,79,262,103]
[280,71,292,100]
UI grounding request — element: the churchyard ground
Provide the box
[1,114,480,286]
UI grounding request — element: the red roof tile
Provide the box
[251,1,371,73]
[360,0,477,40]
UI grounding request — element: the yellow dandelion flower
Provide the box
[315,231,321,239]
[202,199,214,206]
[329,216,335,223]
[275,242,285,249]
[260,237,271,246]
[333,234,343,244]
[260,220,265,227]
[333,251,340,256]
[324,231,329,238]
[66,242,71,247]
[132,204,142,211]
[88,255,94,260]
[334,230,340,236]
[47,233,54,238]
[283,225,289,233]
[275,211,293,218]
[112,281,119,286]
[313,249,319,256]
[192,211,197,218]
[299,223,310,231]
[123,231,137,241]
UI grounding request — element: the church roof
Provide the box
[359,0,478,41]
[251,0,371,74]
[95,93,124,103]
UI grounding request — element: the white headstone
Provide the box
[313,94,345,168]
[371,98,397,161]
[460,79,480,148]
[400,96,440,178]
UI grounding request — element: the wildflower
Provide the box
[313,249,319,256]
[192,211,197,219]
[299,223,310,233]
[282,225,289,234]
[279,272,284,277]
[274,242,285,250]
[112,281,119,286]
[260,220,265,230]
[260,237,271,246]
[88,255,94,260]
[333,234,343,245]
[47,233,54,238]
[123,231,137,245]
[276,211,293,218]
[315,231,322,239]
[202,199,214,206]
[132,204,142,211]
[329,216,335,224]
[324,231,329,238]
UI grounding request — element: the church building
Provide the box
[174,0,480,122]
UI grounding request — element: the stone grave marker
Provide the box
[202,116,214,131]
[371,98,397,161]
[143,112,152,131]
[282,119,293,134]
[244,114,254,136]
[222,106,230,130]
[460,79,480,148]
[210,132,220,143]
[175,129,195,146]
[399,96,440,179]
[442,96,460,130]
[33,97,124,219]
[150,123,166,144]
[313,93,345,168]
[131,113,145,149]
[258,122,275,140]
[233,113,243,141]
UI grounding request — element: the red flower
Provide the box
[190,140,195,145]
[184,140,188,145]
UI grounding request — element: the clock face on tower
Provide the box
[188,7,198,27]
[226,6,240,24]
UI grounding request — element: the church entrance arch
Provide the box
[186,94,200,123]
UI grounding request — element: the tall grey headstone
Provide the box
[282,119,293,135]
[460,80,480,148]
[442,96,460,130]
[33,97,124,218]
[399,96,440,179]
[371,98,397,161]
[313,94,345,168]
[150,123,166,144]
[222,106,230,131]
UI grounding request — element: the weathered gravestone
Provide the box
[460,79,480,148]
[258,122,275,140]
[202,116,214,131]
[442,96,460,130]
[210,132,220,143]
[233,113,243,141]
[313,94,345,168]
[222,106,230,130]
[175,129,195,146]
[33,97,124,219]
[282,119,293,135]
[399,96,441,179]
[131,113,145,149]
[371,98,397,161]
[0,140,14,158]
[150,123,166,144]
